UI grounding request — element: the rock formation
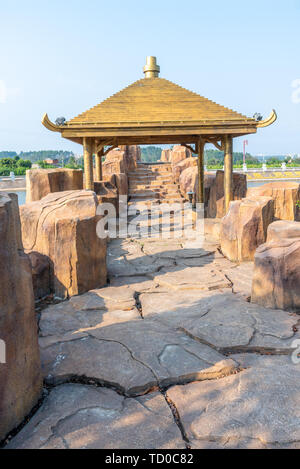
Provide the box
[0,193,42,441]
[103,145,141,176]
[26,168,83,203]
[247,181,300,221]
[169,145,191,165]
[220,196,274,262]
[172,156,197,180]
[252,235,300,311]
[28,252,51,299]
[20,191,107,299]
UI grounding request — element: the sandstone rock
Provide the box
[114,173,128,196]
[267,220,300,243]
[20,191,107,299]
[247,181,300,221]
[7,385,184,449]
[167,356,300,449]
[26,168,83,203]
[221,196,274,262]
[103,149,126,175]
[251,237,300,311]
[0,192,42,441]
[103,146,141,175]
[160,149,171,162]
[169,145,191,165]
[28,252,50,299]
[94,181,118,214]
[172,156,197,180]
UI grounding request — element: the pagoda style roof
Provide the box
[42,56,277,145]
[67,77,253,127]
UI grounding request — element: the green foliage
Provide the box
[141,146,162,163]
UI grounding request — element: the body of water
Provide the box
[5,179,300,207]
[247,179,300,188]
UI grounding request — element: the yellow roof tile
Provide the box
[67,78,253,126]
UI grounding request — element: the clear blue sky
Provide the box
[1,0,300,155]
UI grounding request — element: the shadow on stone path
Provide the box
[6,212,300,449]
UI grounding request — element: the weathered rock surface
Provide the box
[20,191,107,299]
[26,168,83,203]
[140,290,298,352]
[103,146,141,175]
[28,252,51,299]
[167,355,300,449]
[220,196,274,262]
[267,220,300,242]
[7,384,184,449]
[252,237,300,311]
[247,181,300,221]
[39,309,237,395]
[170,145,191,165]
[0,193,42,441]
[160,149,171,162]
[172,157,197,180]
[5,206,300,449]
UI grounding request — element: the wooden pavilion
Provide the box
[42,56,277,211]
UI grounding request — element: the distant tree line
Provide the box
[140,146,162,162]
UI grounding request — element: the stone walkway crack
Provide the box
[160,389,191,449]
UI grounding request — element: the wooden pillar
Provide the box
[197,138,205,204]
[95,144,103,181]
[83,137,94,190]
[224,135,233,213]
[95,148,104,181]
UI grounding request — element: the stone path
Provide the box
[7,207,300,449]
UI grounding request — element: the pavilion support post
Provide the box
[224,135,233,213]
[95,144,103,181]
[83,137,94,190]
[197,138,205,204]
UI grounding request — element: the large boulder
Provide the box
[20,191,107,299]
[251,237,300,311]
[172,157,197,180]
[94,181,119,214]
[26,168,83,203]
[28,252,51,300]
[169,145,191,166]
[103,149,127,175]
[161,149,171,162]
[220,196,274,262]
[247,181,300,221]
[103,146,141,175]
[267,220,300,243]
[0,193,42,441]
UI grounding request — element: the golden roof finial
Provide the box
[143,56,160,78]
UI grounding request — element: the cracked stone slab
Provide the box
[167,355,300,449]
[108,254,175,278]
[109,275,158,292]
[40,313,238,395]
[150,264,231,291]
[7,384,184,449]
[140,291,299,352]
[224,262,254,299]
